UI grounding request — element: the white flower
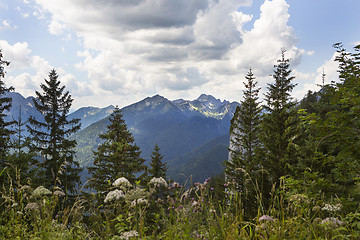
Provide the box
[104,189,125,203]
[192,201,199,207]
[119,230,139,240]
[32,186,52,197]
[130,198,148,207]
[113,177,132,188]
[149,177,168,188]
[53,190,65,196]
[322,203,341,212]
[321,217,344,228]
[259,215,276,222]
[24,202,39,211]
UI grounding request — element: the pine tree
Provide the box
[225,68,264,217]
[226,68,263,183]
[87,107,146,193]
[0,50,14,175]
[27,69,81,194]
[148,144,167,179]
[8,106,38,186]
[262,49,299,183]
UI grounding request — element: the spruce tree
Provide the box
[148,144,167,179]
[87,107,146,193]
[27,69,81,194]
[0,50,14,175]
[8,107,37,186]
[225,68,264,217]
[262,49,299,184]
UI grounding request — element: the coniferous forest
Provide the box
[1,43,360,239]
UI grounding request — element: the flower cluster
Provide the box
[259,215,276,222]
[321,217,344,228]
[32,186,52,197]
[322,203,342,212]
[119,230,139,240]
[24,202,39,211]
[149,177,168,188]
[113,177,132,189]
[131,198,148,207]
[104,189,125,203]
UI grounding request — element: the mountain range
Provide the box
[5,92,239,183]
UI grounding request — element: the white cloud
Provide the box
[292,52,339,100]
[0,20,18,31]
[9,0,308,108]
[0,40,92,104]
[48,18,67,35]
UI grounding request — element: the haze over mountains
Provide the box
[5,92,239,183]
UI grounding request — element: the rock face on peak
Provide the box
[172,94,238,120]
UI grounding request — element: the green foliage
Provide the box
[27,69,82,194]
[87,107,146,194]
[0,50,14,173]
[225,68,267,219]
[261,49,300,183]
[148,144,167,179]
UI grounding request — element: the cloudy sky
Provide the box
[0,0,359,110]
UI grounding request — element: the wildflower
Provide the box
[125,188,149,202]
[104,189,125,203]
[131,198,148,207]
[204,177,211,185]
[322,203,341,212]
[149,177,168,188]
[192,201,199,207]
[113,177,132,188]
[119,230,139,240]
[24,202,39,211]
[289,193,309,204]
[259,215,276,222]
[32,186,52,197]
[53,190,65,197]
[321,217,343,228]
[210,188,214,191]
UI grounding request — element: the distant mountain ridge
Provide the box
[5,92,239,183]
[73,94,239,183]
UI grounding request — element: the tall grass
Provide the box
[1,170,360,239]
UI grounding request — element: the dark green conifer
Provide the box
[225,68,264,217]
[0,50,14,176]
[87,107,146,193]
[148,144,167,179]
[8,106,38,185]
[27,69,81,194]
[262,49,299,183]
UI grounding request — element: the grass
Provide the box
[1,172,360,239]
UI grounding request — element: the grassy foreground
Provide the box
[1,175,360,240]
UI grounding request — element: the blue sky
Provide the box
[0,0,359,110]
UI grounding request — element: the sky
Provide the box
[0,0,359,110]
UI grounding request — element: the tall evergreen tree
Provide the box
[226,69,263,183]
[0,50,14,176]
[87,107,146,193]
[27,69,81,194]
[8,106,37,186]
[148,144,167,179]
[261,49,299,184]
[225,68,264,217]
